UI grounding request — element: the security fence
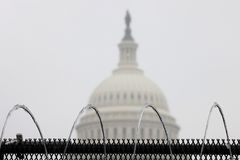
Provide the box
[0,138,239,160]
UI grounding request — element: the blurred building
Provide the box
[76,11,179,139]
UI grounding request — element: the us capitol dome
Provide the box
[76,11,179,139]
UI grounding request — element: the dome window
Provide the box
[150,94,154,102]
[123,128,126,138]
[98,96,101,103]
[105,128,109,138]
[144,94,148,101]
[130,93,134,100]
[137,93,141,100]
[110,93,113,100]
[155,94,159,102]
[116,93,120,100]
[97,129,101,139]
[114,128,117,138]
[149,129,153,139]
[157,129,160,138]
[123,93,127,100]
[92,97,96,103]
[91,130,94,138]
[131,128,135,138]
[103,94,107,102]
[141,128,144,139]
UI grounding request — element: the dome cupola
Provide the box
[114,11,141,73]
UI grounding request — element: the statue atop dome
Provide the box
[123,10,134,41]
[125,11,131,28]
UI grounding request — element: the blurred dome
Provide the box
[76,11,179,139]
[89,69,169,111]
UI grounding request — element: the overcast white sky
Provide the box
[0,0,240,139]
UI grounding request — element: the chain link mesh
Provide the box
[0,139,239,160]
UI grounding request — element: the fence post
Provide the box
[0,153,3,160]
[16,134,24,160]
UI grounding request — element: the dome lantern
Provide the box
[117,11,140,72]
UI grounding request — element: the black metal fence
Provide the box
[1,139,239,160]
